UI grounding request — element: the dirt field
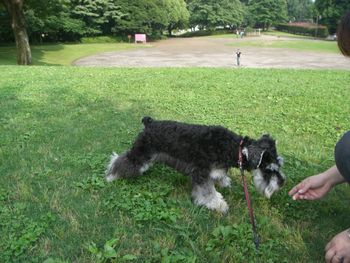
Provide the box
[74,35,350,69]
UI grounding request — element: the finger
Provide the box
[326,249,336,263]
[325,241,334,251]
[332,254,343,263]
[293,193,314,201]
[289,180,311,196]
[289,184,302,196]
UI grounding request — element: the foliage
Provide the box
[166,0,190,35]
[1,0,189,42]
[179,28,232,37]
[286,0,314,22]
[246,0,288,30]
[276,22,329,38]
[0,66,349,262]
[187,0,244,30]
[314,0,350,33]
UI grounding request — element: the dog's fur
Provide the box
[106,117,285,213]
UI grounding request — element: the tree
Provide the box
[187,0,244,30]
[286,0,313,22]
[247,0,288,30]
[116,0,170,37]
[315,0,350,33]
[166,0,189,36]
[2,0,32,65]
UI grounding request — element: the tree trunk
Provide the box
[3,0,32,65]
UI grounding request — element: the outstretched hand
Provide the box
[288,174,333,201]
[289,166,346,201]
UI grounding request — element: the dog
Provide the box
[106,117,285,213]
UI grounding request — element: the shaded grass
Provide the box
[0,66,349,262]
[228,38,340,53]
[0,43,148,66]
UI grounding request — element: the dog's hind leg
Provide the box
[106,133,155,182]
[105,150,155,182]
[191,169,229,213]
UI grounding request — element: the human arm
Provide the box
[288,165,346,201]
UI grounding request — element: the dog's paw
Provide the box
[106,174,117,182]
[216,199,229,214]
[206,193,229,214]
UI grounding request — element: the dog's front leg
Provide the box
[209,168,231,188]
[191,177,229,213]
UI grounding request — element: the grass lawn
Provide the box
[228,38,340,54]
[0,66,349,262]
[0,43,148,66]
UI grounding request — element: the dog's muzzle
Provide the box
[252,157,285,198]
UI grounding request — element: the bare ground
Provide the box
[74,35,350,70]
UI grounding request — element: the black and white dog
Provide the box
[106,117,285,213]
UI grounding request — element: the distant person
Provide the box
[289,10,350,263]
[235,49,241,66]
[240,30,244,38]
[236,29,239,38]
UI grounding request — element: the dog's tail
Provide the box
[142,116,153,127]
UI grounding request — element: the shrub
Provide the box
[276,23,329,38]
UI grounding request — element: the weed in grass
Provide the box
[103,174,181,223]
[86,238,138,263]
[0,189,56,262]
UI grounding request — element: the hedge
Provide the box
[276,23,329,38]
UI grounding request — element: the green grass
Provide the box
[228,38,340,53]
[0,43,148,66]
[1,66,350,262]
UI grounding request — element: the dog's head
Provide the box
[242,134,285,198]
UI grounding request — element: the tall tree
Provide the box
[2,0,32,65]
[166,0,189,36]
[287,0,313,22]
[247,0,288,30]
[315,0,350,33]
[187,0,244,30]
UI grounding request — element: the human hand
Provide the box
[325,229,350,263]
[288,173,333,200]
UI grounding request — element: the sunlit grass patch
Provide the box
[0,43,148,66]
[228,37,340,53]
[0,66,349,262]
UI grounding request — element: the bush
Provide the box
[276,23,329,38]
[180,29,232,38]
[81,35,128,43]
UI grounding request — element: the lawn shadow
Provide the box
[0,43,64,66]
[0,81,159,261]
[269,153,350,262]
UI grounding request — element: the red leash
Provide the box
[239,140,260,253]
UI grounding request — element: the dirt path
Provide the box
[74,35,350,69]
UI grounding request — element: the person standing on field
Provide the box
[236,49,241,66]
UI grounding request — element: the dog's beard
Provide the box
[252,169,284,198]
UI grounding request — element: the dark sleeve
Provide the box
[334,131,350,183]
